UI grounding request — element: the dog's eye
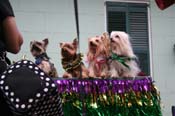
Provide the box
[36,42,42,46]
[96,39,99,42]
[115,35,119,38]
[67,45,72,49]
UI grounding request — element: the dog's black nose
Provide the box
[90,42,97,47]
[90,41,93,46]
[62,48,66,52]
[111,38,114,42]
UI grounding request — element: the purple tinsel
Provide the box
[55,76,152,94]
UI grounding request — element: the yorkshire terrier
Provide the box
[30,38,58,77]
[87,32,110,78]
[109,31,140,78]
[60,39,89,78]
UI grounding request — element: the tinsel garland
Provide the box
[55,77,162,116]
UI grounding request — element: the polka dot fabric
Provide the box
[0,60,63,116]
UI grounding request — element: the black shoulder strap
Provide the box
[0,20,6,52]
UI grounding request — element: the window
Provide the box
[106,1,150,75]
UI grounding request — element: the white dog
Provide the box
[109,31,140,78]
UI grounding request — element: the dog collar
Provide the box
[35,52,50,61]
[35,58,42,65]
[94,56,107,75]
[35,52,50,65]
[62,53,83,71]
[109,52,136,69]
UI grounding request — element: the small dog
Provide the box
[30,38,58,77]
[109,31,140,78]
[60,39,89,78]
[87,32,110,78]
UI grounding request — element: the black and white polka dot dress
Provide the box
[0,60,63,116]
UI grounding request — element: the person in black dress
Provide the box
[0,0,22,115]
[0,1,64,116]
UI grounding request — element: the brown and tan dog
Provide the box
[60,39,89,78]
[87,33,110,78]
[30,38,58,77]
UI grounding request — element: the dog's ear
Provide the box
[30,41,33,48]
[100,35,104,41]
[103,32,108,37]
[59,43,63,48]
[43,38,49,47]
[30,41,35,52]
[73,38,78,48]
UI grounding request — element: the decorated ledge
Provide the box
[54,76,162,116]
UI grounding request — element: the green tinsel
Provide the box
[59,81,162,116]
[61,90,162,116]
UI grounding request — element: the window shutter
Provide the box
[128,4,149,52]
[106,2,150,75]
[107,2,127,33]
[108,11,126,33]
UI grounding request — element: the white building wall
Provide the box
[9,0,105,76]
[9,0,175,116]
[150,1,175,116]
